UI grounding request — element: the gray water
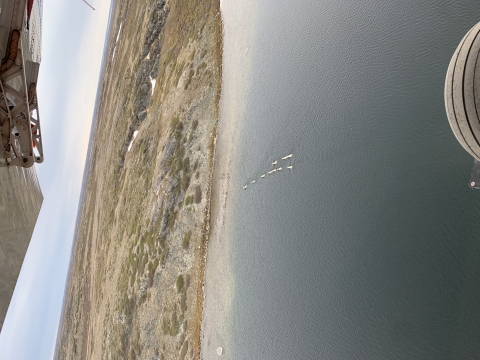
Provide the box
[226,0,480,359]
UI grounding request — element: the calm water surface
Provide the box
[222,0,480,359]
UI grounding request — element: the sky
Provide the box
[0,0,112,358]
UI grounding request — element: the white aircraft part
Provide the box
[28,0,42,63]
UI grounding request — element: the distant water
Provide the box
[222,0,480,359]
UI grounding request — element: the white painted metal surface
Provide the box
[0,0,44,168]
[0,0,43,333]
[0,165,42,332]
[445,22,480,161]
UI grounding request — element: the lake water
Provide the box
[218,0,480,359]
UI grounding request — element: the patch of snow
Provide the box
[115,23,122,43]
[112,47,116,60]
[149,76,156,95]
[127,130,139,152]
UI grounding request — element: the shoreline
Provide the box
[193,7,224,357]
[200,91,236,358]
[200,1,257,357]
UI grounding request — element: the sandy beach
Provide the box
[201,111,236,358]
[200,1,257,358]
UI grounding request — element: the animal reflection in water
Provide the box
[243,154,294,190]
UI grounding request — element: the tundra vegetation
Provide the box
[54,0,222,359]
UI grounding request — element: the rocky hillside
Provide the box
[54,0,222,358]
